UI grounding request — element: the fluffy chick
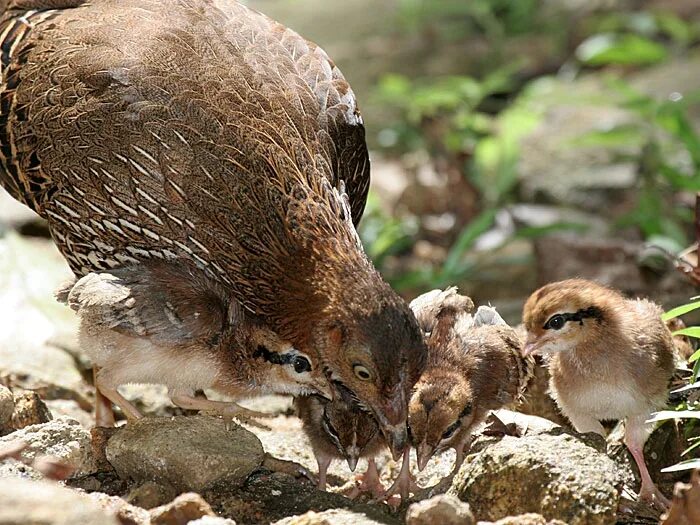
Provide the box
[296,395,385,497]
[400,289,531,499]
[523,278,677,510]
[58,260,331,425]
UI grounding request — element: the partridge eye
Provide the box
[442,420,460,440]
[292,356,311,373]
[544,314,566,330]
[353,364,371,381]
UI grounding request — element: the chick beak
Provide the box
[317,382,334,401]
[416,442,434,472]
[522,336,540,357]
[346,454,359,472]
[383,424,408,461]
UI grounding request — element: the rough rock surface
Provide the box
[0,385,14,435]
[0,477,120,524]
[449,431,621,525]
[484,514,568,525]
[149,493,216,525]
[10,390,52,430]
[406,494,475,525]
[0,416,93,474]
[106,415,265,492]
[273,508,392,525]
[189,518,238,525]
[89,491,150,525]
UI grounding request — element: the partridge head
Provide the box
[522,279,677,510]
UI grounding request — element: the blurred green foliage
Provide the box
[361,0,700,290]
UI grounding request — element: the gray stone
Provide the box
[125,480,178,509]
[406,494,474,525]
[273,509,390,525]
[0,477,120,525]
[0,386,14,435]
[449,431,621,525]
[189,518,237,525]
[88,492,150,525]
[106,415,264,492]
[0,417,94,475]
[149,493,215,525]
[11,390,52,430]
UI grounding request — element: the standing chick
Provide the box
[522,279,676,510]
[58,260,331,425]
[395,288,531,499]
[296,396,385,497]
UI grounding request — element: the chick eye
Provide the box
[442,420,461,441]
[353,364,371,381]
[292,356,311,373]
[544,314,566,330]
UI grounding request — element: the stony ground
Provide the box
[0,195,692,525]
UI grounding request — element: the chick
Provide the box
[296,395,385,497]
[399,288,532,498]
[57,260,331,425]
[522,279,677,510]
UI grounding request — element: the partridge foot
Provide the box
[381,450,421,507]
[344,459,385,499]
[639,482,671,512]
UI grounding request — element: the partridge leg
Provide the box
[624,415,670,511]
[382,448,421,503]
[93,366,115,427]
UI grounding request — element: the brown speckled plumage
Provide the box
[0,0,426,448]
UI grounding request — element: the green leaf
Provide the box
[689,348,700,363]
[662,300,700,321]
[442,209,498,275]
[647,410,700,423]
[673,327,700,340]
[576,33,668,66]
[661,459,700,473]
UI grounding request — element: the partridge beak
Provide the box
[376,391,409,460]
[416,442,434,472]
[384,424,408,461]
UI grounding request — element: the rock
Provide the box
[0,417,94,475]
[189,518,237,525]
[406,494,475,525]
[449,431,621,525]
[89,492,150,525]
[11,390,52,430]
[483,514,567,525]
[126,480,178,509]
[208,470,398,525]
[45,399,93,429]
[0,385,14,435]
[0,477,120,524]
[149,493,215,525]
[0,460,43,481]
[489,410,562,437]
[0,234,86,405]
[272,509,390,525]
[106,416,264,492]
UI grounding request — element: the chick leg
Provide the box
[624,415,670,511]
[94,371,143,421]
[93,366,115,427]
[566,412,606,436]
[169,392,273,428]
[383,448,421,503]
[316,454,331,491]
[345,458,386,499]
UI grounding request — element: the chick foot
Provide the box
[169,394,273,429]
[344,458,386,499]
[262,455,316,484]
[381,450,421,506]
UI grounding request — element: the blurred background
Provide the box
[240,0,700,321]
